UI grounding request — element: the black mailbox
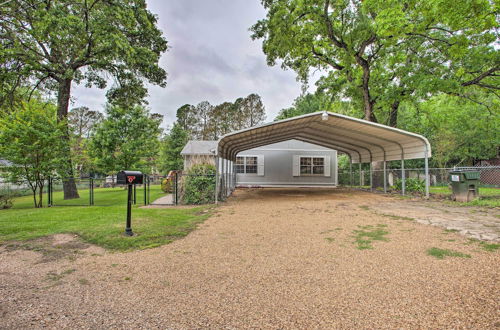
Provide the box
[117,170,143,185]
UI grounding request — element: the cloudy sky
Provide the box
[72,0,312,127]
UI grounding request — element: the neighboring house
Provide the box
[180,140,218,171]
[181,139,338,187]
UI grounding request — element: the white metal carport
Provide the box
[215,111,431,201]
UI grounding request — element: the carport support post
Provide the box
[215,156,219,204]
[383,161,387,193]
[221,158,224,199]
[221,158,225,200]
[369,163,373,192]
[227,159,229,196]
[229,160,233,192]
[349,161,353,186]
[401,159,406,196]
[359,163,362,188]
[424,146,430,199]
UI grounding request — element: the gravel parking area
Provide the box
[1,188,499,328]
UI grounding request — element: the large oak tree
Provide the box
[0,0,167,198]
[251,0,498,126]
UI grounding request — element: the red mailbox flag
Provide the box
[127,176,136,183]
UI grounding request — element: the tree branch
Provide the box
[311,46,344,70]
[461,67,499,88]
[323,0,346,49]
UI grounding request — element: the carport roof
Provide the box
[217,111,431,163]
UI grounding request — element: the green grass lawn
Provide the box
[0,185,213,251]
[11,185,165,208]
[430,186,500,207]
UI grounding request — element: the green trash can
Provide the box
[449,170,480,202]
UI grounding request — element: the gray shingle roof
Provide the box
[180,140,218,156]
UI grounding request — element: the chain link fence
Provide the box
[0,176,153,207]
[338,166,500,190]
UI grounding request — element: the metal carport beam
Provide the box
[227,131,364,163]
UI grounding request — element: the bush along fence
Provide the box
[0,175,153,208]
[149,164,217,206]
[338,166,500,195]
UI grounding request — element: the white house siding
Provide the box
[236,140,337,187]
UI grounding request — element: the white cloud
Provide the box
[71,0,314,127]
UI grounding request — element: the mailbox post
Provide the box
[117,170,143,236]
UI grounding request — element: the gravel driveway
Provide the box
[1,188,499,329]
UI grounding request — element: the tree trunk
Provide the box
[356,60,384,188]
[57,78,80,200]
[371,160,385,188]
[38,183,44,208]
[32,188,38,208]
[389,100,400,127]
[356,57,377,123]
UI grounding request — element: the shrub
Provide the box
[161,178,173,193]
[392,178,425,193]
[182,164,216,205]
[0,192,15,209]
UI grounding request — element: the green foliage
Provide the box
[392,178,425,193]
[399,94,499,167]
[427,247,471,259]
[0,0,167,107]
[182,164,216,205]
[89,104,162,175]
[0,99,66,207]
[176,93,266,140]
[252,0,498,125]
[68,107,104,176]
[276,92,359,120]
[158,123,188,173]
[0,192,15,209]
[0,0,168,198]
[161,178,173,193]
[337,154,350,171]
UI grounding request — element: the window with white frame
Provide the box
[235,156,258,174]
[300,157,324,175]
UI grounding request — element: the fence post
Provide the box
[144,175,147,205]
[89,177,92,206]
[47,177,52,207]
[147,175,150,205]
[175,171,178,205]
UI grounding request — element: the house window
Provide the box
[236,156,258,174]
[300,157,324,175]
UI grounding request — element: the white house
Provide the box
[181,139,338,187]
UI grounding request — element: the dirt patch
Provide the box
[2,234,105,263]
[0,188,498,328]
[364,197,500,241]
